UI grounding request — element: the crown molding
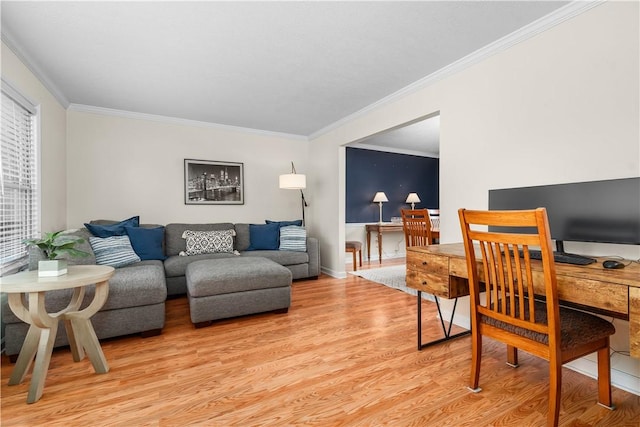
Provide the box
[67,104,309,141]
[309,0,605,141]
[1,30,70,108]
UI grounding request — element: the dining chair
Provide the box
[402,208,469,349]
[400,209,434,248]
[427,208,440,231]
[458,208,615,426]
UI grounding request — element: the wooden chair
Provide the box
[345,241,362,271]
[400,209,434,248]
[427,209,440,232]
[458,208,615,426]
[402,208,469,348]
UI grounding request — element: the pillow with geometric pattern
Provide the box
[180,229,236,256]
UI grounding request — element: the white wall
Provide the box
[309,2,639,393]
[1,42,68,232]
[312,2,639,275]
[66,110,309,228]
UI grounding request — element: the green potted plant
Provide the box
[23,230,90,277]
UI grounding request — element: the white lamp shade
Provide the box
[373,192,388,203]
[405,193,421,204]
[279,173,306,189]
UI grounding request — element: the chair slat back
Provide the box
[428,209,440,230]
[401,209,433,248]
[458,208,560,338]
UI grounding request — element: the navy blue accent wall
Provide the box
[346,147,439,223]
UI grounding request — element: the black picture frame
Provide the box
[184,159,244,205]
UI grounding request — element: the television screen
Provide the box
[488,177,640,245]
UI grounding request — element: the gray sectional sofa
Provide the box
[2,221,320,359]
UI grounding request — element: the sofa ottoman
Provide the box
[185,257,292,326]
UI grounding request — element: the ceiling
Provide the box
[2,1,571,145]
[351,114,441,157]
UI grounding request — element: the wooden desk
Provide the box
[406,243,640,358]
[0,265,115,403]
[366,223,440,264]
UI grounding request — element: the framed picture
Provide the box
[184,159,244,205]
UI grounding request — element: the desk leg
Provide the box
[377,231,382,264]
[366,230,371,261]
[417,291,471,350]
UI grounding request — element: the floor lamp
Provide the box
[279,162,308,226]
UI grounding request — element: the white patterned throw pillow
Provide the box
[279,225,307,252]
[89,235,141,268]
[180,229,236,256]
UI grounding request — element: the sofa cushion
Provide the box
[84,216,140,237]
[186,258,291,297]
[246,223,280,251]
[90,235,141,268]
[165,223,235,256]
[163,252,237,278]
[279,225,307,252]
[126,226,166,261]
[181,229,236,255]
[240,250,309,266]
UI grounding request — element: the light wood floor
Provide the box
[2,259,639,426]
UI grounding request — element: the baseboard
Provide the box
[566,355,640,396]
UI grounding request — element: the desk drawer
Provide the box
[406,251,448,275]
[406,251,460,298]
[531,271,628,318]
[406,269,450,298]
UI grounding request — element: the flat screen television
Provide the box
[488,177,640,252]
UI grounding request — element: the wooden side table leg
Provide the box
[62,287,87,362]
[63,281,110,374]
[26,321,58,403]
[64,318,85,362]
[366,230,371,261]
[8,325,41,385]
[69,318,109,373]
[378,231,383,264]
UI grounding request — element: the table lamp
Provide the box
[405,192,420,209]
[373,192,388,224]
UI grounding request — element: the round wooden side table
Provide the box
[0,265,114,403]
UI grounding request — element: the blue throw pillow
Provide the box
[85,216,140,237]
[125,226,166,261]
[265,219,303,228]
[246,223,280,250]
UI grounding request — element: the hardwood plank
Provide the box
[2,260,638,425]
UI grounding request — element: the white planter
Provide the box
[38,260,68,277]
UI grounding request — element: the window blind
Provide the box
[1,85,38,275]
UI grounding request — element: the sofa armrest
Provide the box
[306,237,320,277]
